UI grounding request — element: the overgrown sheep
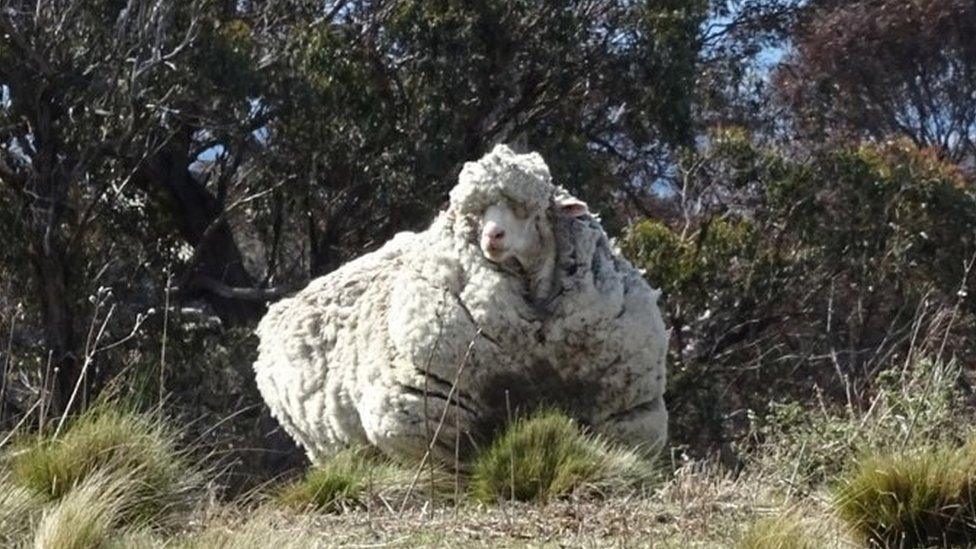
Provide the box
[253,144,668,466]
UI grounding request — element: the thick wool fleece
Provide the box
[254,145,667,465]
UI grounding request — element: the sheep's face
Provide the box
[480,201,542,266]
[479,195,589,269]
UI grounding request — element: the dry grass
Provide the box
[0,352,967,547]
[32,470,140,549]
[748,359,971,488]
[0,473,43,547]
[171,508,324,549]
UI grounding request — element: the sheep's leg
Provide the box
[596,396,669,455]
[357,379,478,467]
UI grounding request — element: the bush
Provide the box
[834,442,976,547]
[750,359,969,487]
[737,511,819,549]
[737,357,970,548]
[5,404,200,525]
[469,410,657,503]
[623,134,976,456]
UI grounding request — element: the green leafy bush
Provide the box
[623,133,976,455]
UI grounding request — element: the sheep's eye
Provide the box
[512,205,529,219]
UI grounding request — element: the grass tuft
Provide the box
[834,441,976,547]
[5,403,200,526]
[0,473,44,546]
[737,511,820,549]
[31,470,137,549]
[276,447,377,512]
[276,446,451,512]
[469,409,657,503]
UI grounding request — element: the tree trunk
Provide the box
[32,244,81,414]
[142,141,265,324]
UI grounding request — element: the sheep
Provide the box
[253,144,668,466]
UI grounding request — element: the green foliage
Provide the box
[469,410,656,503]
[834,441,976,547]
[752,359,968,486]
[624,216,755,301]
[737,511,819,549]
[196,18,263,99]
[269,0,706,271]
[6,404,199,525]
[623,134,976,453]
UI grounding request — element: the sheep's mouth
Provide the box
[482,246,509,263]
[482,249,528,275]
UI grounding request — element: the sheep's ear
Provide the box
[555,196,589,218]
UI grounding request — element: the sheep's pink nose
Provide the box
[485,225,505,242]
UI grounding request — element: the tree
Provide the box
[776,0,976,162]
[695,0,801,136]
[624,131,976,456]
[0,0,207,411]
[0,0,708,417]
[258,0,707,276]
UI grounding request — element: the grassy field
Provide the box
[1,356,973,548]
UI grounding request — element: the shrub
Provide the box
[737,511,819,549]
[469,409,657,503]
[623,134,976,456]
[751,359,969,486]
[834,442,976,547]
[5,404,200,525]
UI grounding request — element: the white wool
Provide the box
[253,145,668,465]
[449,144,552,216]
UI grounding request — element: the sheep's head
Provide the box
[449,144,589,271]
[480,195,588,267]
